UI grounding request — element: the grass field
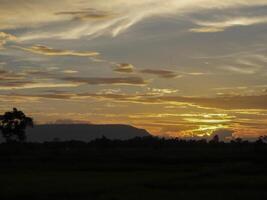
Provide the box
[1,142,267,199]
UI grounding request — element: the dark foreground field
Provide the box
[1,138,267,200]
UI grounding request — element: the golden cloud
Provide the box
[16,45,100,57]
[114,63,135,73]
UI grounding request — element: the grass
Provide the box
[0,143,267,199]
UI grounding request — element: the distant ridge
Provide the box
[26,124,151,142]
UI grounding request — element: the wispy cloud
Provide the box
[15,45,100,57]
[218,53,266,74]
[191,16,267,32]
[1,0,266,40]
[220,65,258,74]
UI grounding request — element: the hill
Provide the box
[26,124,151,142]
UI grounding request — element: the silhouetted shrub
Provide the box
[0,108,33,142]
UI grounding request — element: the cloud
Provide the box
[8,91,267,110]
[0,92,152,103]
[147,88,179,95]
[0,32,17,48]
[215,53,266,75]
[190,27,225,33]
[0,69,8,75]
[220,65,258,75]
[62,76,146,85]
[157,95,267,110]
[55,8,114,20]
[78,93,267,110]
[0,82,79,90]
[16,45,100,57]
[113,63,134,73]
[184,128,235,141]
[62,70,79,74]
[0,69,24,81]
[191,16,267,33]
[140,69,179,78]
[0,69,80,90]
[2,0,266,40]
[0,80,34,88]
[22,69,54,77]
[2,85,267,109]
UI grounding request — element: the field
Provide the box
[0,139,267,200]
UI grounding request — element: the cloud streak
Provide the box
[62,76,146,85]
[16,45,100,57]
[0,82,79,90]
[191,16,267,32]
[140,69,179,78]
[5,91,267,110]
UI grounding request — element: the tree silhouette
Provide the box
[0,108,33,142]
[259,136,267,144]
[210,135,219,144]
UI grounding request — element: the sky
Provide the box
[1,0,267,140]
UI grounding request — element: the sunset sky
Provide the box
[1,0,267,139]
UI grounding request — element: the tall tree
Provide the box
[0,108,33,142]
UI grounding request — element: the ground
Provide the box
[0,142,267,199]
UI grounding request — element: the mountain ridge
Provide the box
[25,124,151,142]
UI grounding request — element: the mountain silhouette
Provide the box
[25,124,151,142]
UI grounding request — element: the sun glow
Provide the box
[191,124,229,137]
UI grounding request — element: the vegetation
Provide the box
[0,109,267,199]
[0,137,267,200]
[0,108,33,142]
